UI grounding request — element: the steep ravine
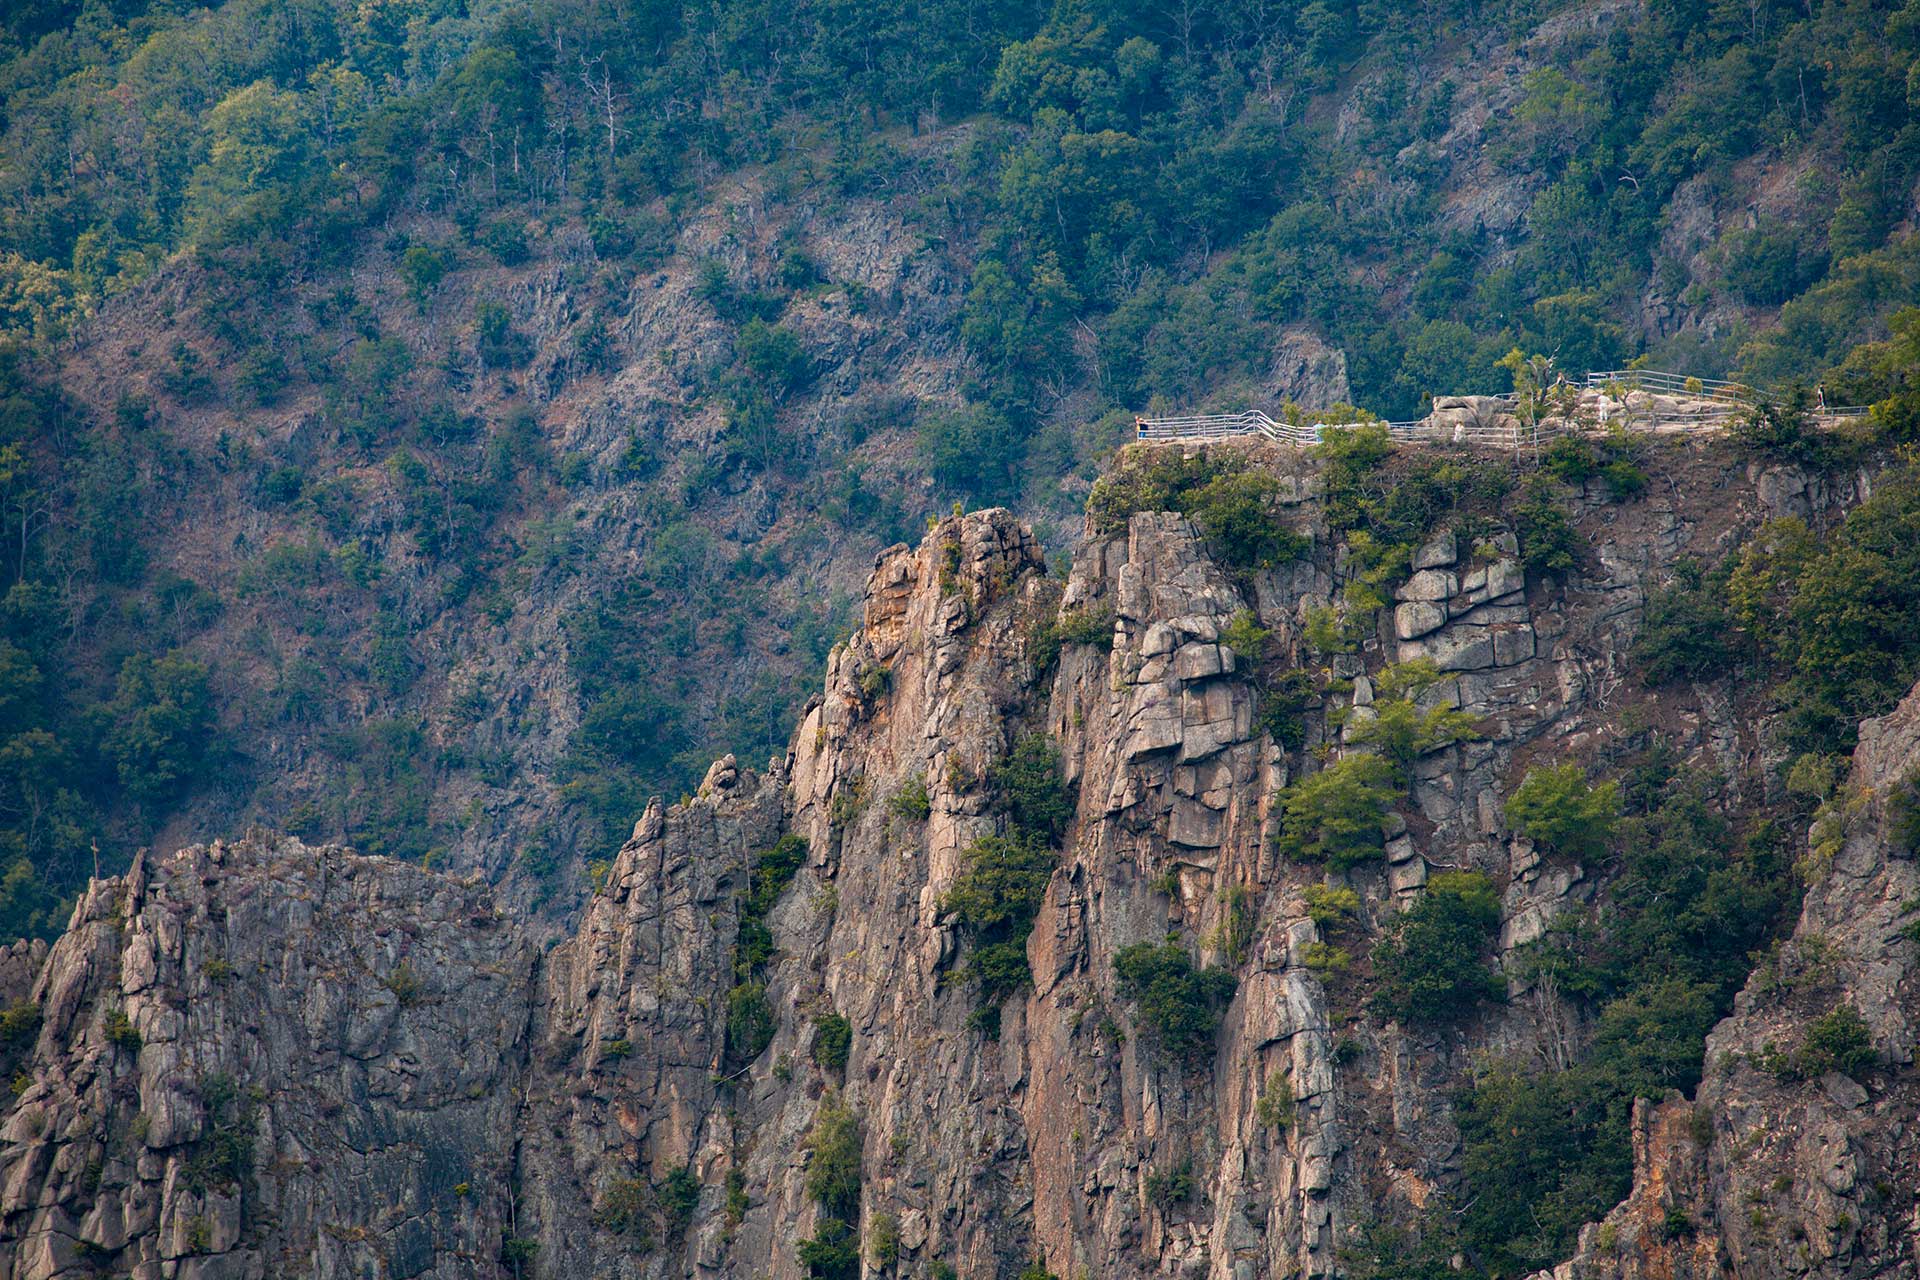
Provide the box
[2,439,1913,1280]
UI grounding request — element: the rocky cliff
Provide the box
[2,438,1911,1280]
[1540,678,1920,1280]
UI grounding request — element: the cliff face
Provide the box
[1542,679,1920,1280]
[1,440,1908,1280]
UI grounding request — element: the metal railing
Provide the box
[1584,369,1755,403]
[1134,411,1426,445]
[1136,369,1873,446]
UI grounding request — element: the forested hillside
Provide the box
[3,0,1920,937]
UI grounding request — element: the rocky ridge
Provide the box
[1540,679,1920,1280]
[2,438,1910,1280]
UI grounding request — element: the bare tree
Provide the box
[580,55,627,167]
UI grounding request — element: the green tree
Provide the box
[184,82,312,241]
[1505,763,1619,859]
[1112,938,1237,1064]
[990,732,1072,844]
[1347,660,1482,782]
[1184,470,1311,570]
[804,1096,862,1218]
[1275,755,1399,869]
[942,833,1056,1013]
[1369,871,1503,1023]
[90,651,216,807]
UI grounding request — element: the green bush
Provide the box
[256,464,305,506]
[475,300,533,366]
[804,1097,862,1219]
[1144,1161,1196,1208]
[1770,465,1920,753]
[1505,763,1619,859]
[383,963,425,1006]
[1183,470,1312,570]
[1830,306,1920,443]
[990,732,1072,845]
[1031,603,1116,673]
[1368,871,1503,1024]
[735,835,808,975]
[1634,560,1737,685]
[90,651,217,807]
[1084,454,1309,572]
[1086,451,1224,536]
[180,1072,256,1195]
[1112,938,1237,1063]
[812,1012,852,1072]
[797,1219,860,1280]
[725,981,777,1067]
[725,834,809,1065]
[1313,423,1396,530]
[867,1211,900,1268]
[1274,755,1399,869]
[1256,669,1314,750]
[103,1008,141,1050]
[1720,220,1825,307]
[1789,1005,1876,1081]
[400,244,452,307]
[941,833,1056,1012]
[919,403,1022,504]
[481,218,529,266]
[1215,883,1258,963]
[1219,611,1270,663]
[1513,486,1580,575]
[887,774,931,822]
[658,1165,700,1237]
[1301,941,1351,974]
[1301,884,1360,930]
[1730,389,1836,469]
[1346,683,1481,781]
[1255,1072,1295,1128]
[735,319,812,397]
[1540,433,1647,501]
[591,1177,652,1237]
[1459,770,1793,1272]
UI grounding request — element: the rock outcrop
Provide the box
[2,440,1906,1280]
[1538,680,1920,1280]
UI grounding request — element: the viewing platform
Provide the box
[1135,369,1869,449]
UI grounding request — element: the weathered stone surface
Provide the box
[1492,625,1536,666]
[2,452,1898,1280]
[1482,557,1525,601]
[1412,530,1458,570]
[1425,627,1495,671]
[1394,601,1448,640]
[1541,678,1920,1280]
[1395,569,1459,602]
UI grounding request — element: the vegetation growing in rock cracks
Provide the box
[942,732,1072,1034]
[1504,763,1621,860]
[1112,937,1237,1065]
[1086,452,1311,572]
[797,1096,863,1280]
[4,0,1920,1275]
[0,0,1918,959]
[1368,871,1504,1025]
[1274,755,1400,870]
[1456,765,1798,1274]
[724,833,809,1067]
[1631,461,1920,754]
